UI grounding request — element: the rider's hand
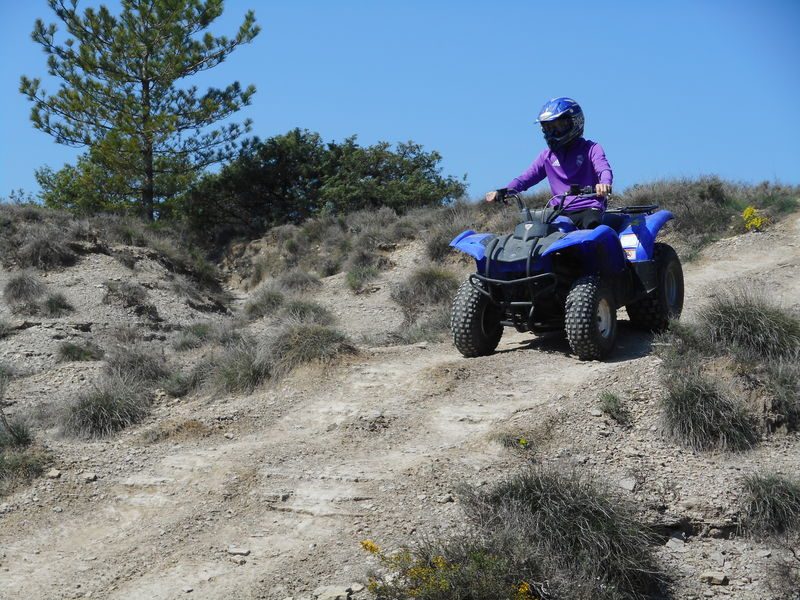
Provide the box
[595,183,612,197]
[485,189,508,203]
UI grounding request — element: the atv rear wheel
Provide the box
[565,276,617,360]
[451,279,503,357]
[626,243,684,332]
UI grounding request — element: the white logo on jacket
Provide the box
[576,155,584,167]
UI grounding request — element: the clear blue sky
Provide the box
[1,0,799,200]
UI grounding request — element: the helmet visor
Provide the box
[541,117,572,137]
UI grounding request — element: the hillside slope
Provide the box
[0,214,799,600]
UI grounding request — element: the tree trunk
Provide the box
[141,78,154,221]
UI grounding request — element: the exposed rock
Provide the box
[46,469,62,479]
[700,571,729,585]
[227,547,250,556]
[313,585,349,600]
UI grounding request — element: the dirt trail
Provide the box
[1,215,798,599]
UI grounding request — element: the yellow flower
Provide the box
[360,539,381,554]
[431,555,448,569]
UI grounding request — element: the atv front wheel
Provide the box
[565,276,617,360]
[451,279,503,357]
[626,243,684,332]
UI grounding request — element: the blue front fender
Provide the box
[450,230,495,260]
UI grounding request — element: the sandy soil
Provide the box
[1,215,799,600]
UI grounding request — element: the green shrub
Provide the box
[103,280,148,307]
[740,473,800,537]
[277,269,322,292]
[598,391,632,426]
[660,370,756,451]
[280,299,336,326]
[17,228,77,269]
[0,320,12,339]
[105,345,169,383]
[58,341,104,362]
[61,372,151,438]
[385,307,451,345]
[0,417,33,450]
[161,372,192,398]
[3,271,46,306]
[346,265,379,291]
[391,267,459,320]
[764,355,800,430]
[370,468,665,600]
[697,290,800,360]
[244,284,285,319]
[42,293,74,317]
[0,450,47,495]
[266,324,356,378]
[207,338,271,393]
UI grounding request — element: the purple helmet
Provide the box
[536,97,585,150]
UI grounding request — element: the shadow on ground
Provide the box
[499,321,654,363]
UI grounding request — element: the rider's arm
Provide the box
[505,150,548,193]
[589,142,613,196]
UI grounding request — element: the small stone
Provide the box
[700,571,729,585]
[665,537,686,551]
[224,433,234,440]
[590,408,603,417]
[348,583,365,593]
[435,494,454,504]
[709,551,725,566]
[46,469,62,479]
[230,557,247,565]
[227,547,250,556]
[618,478,637,492]
[183,586,193,593]
[53,506,63,513]
[313,585,349,600]
[82,473,98,483]
[756,549,771,558]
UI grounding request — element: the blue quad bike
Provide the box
[449,186,684,360]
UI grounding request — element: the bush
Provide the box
[346,265,379,292]
[3,271,46,306]
[244,284,285,319]
[697,290,800,360]
[369,468,665,600]
[0,320,12,339]
[61,372,151,438]
[740,473,800,537]
[280,299,336,326]
[42,293,74,317]
[105,345,169,383]
[103,280,148,307]
[17,228,77,269]
[391,267,459,320]
[598,391,632,426]
[0,417,33,450]
[58,341,104,362]
[764,356,800,431]
[161,372,192,398]
[0,450,47,495]
[660,369,756,451]
[206,338,271,393]
[277,269,322,292]
[384,307,451,346]
[266,324,356,378]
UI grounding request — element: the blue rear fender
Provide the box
[540,224,627,276]
[618,210,674,260]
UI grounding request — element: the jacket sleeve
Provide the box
[506,151,548,192]
[589,143,613,185]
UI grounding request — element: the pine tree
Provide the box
[20,0,260,220]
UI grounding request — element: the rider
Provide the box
[485,97,613,229]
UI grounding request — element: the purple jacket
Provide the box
[506,138,613,212]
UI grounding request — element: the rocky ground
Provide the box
[1,213,799,600]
